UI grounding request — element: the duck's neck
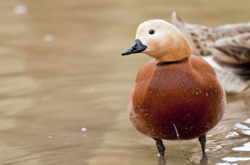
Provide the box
[155,35,192,64]
[156,53,190,64]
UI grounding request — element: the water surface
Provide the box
[0,0,250,164]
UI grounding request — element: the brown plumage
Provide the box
[122,19,226,159]
[128,55,225,140]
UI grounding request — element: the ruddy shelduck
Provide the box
[121,20,226,161]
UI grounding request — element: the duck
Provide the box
[121,19,226,161]
[171,12,250,96]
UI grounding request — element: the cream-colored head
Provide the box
[122,19,191,63]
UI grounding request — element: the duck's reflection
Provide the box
[158,156,166,165]
[157,154,208,165]
[200,154,208,165]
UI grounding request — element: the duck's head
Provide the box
[122,19,191,63]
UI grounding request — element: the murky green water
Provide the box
[0,0,250,164]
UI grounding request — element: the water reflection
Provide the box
[157,153,208,165]
[233,142,250,151]
[222,157,250,162]
[200,154,208,165]
[158,156,166,165]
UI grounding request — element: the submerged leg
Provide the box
[199,134,208,164]
[154,138,165,156]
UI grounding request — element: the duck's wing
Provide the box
[203,56,250,95]
[208,33,250,64]
[171,12,250,63]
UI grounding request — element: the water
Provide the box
[0,0,250,164]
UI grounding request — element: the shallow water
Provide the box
[0,0,250,164]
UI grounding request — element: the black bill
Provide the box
[121,39,147,56]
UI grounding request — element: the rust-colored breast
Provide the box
[128,55,226,140]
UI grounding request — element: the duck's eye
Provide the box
[149,30,155,35]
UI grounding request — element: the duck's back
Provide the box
[128,55,225,140]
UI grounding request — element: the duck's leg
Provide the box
[199,134,208,164]
[154,138,165,156]
[198,134,206,155]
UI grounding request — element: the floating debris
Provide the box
[14,5,27,14]
[81,127,87,131]
[43,34,54,42]
[173,124,194,164]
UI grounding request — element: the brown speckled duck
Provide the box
[171,12,250,96]
[121,19,226,160]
